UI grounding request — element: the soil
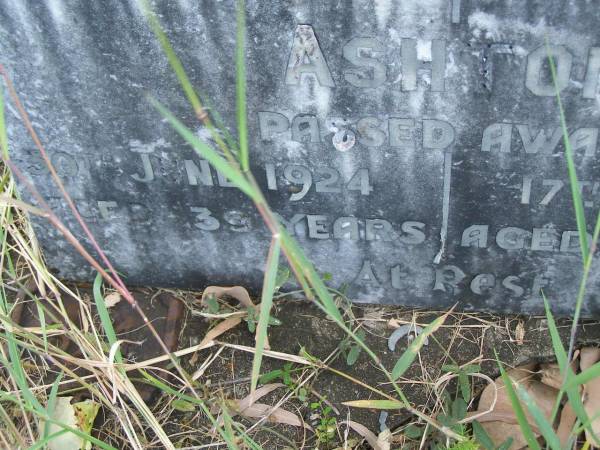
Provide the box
[14,284,600,448]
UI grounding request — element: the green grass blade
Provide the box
[542,293,567,369]
[391,315,446,381]
[93,273,122,364]
[250,236,281,394]
[546,41,588,261]
[514,383,561,450]
[235,0,249,171]
[496,356,541,450]
[279,230,343,324]
[149,97,257,200]
[43,371,64,441]
[220,408,240,450]
[1,336,43,413]
[543,293,591,433]
[472,420,494,450]
[568,362,600,387]
[197,90,239,154]
[34,297,48,353]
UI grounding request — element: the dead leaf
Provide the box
[474,363,559,450]
[201,286,254,309]
[200,285,270,349]
[540,350,580,390]
[342,420,385,450]
[198,316,242,348]
[237,383,285,410]
[515,320,525,345]
[236,402,307,428]
[539,363,562,390]
[104,292,121,308]
[580,347,600,443]
[214,383,308,430]
[557,402,576,448]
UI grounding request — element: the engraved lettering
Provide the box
[224,210,251,232]
[516,125,562,154]
[502,276,525,297]
[451,0,461,23]
[560,230,582,253]
[400,221,426,244]
[401,38,446,91]
[531,228,559,251]
[190,207,220,231]
[307,214,330,239]
[470,273,495,295]
[284,165,312,201]
[481,123,512,153]
[265,163,277,190]
[346,169,373,195]
[366,219,393,241]
[355,260,380,285]
[342,37,386,88]
[423,119,455,149]
[333,216,359,240]
[521,175,533,204]
[276,213,306,236]
[357,117,386,147]
[433,265,465,294]
[258,111,290,140]
[496,227,531,250]
[526,45,572,96]
[185,159,214,186]
[391,264,408,289]
[540,179,563,205]
[315,167,341,193]
[389,118,415,148]
[583,47,600,99]
[291,115,320,143]
[285,25,335,87]
[531,274,550,299]
[131,153,154,182]
[570,128,598,156]
[461,225,488,248]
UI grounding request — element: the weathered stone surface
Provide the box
[3,0,600,315]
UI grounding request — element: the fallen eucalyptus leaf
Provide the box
[237,383,285,410]
[236,402,306,427]
[474,363,559,450]
[342,420,384,450]
[198,316,242,348]
[201,286,254,309]
[539,363,562,390]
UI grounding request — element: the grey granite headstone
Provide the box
[3,0,600,315]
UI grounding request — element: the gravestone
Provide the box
[3,0,600,315]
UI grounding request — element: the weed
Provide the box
[309,399,337,446]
